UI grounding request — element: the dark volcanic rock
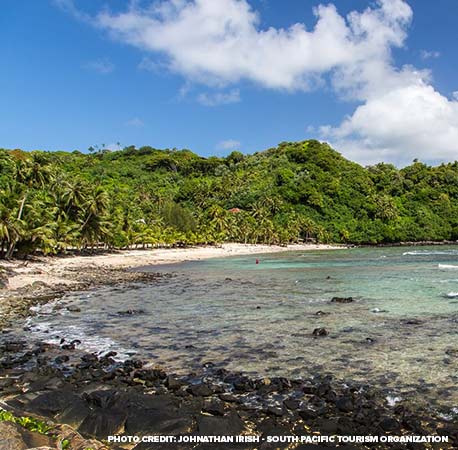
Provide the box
[219,393,239,403]
[331,297,353,303]
[196,412,245,436]
[27,390,83,417]
[117,309,145,316]
[78,409,127,438]
[283,398,301,410]
[55,399,92,428]
[379,416,400,432]
[203,400,225,416]
[312,328,329,337]
[188,383,214,397]
[165,375,184,390]
[126,408,192,435]
[83,389,124,409]
[336,396,354,412]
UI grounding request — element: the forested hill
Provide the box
[1,140,458,257]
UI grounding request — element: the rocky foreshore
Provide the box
[0,337,456,450]
[0,263,164,331]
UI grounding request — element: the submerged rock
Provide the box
[116,309,145,316]
[312,328,329,337]
[331,297,353,303]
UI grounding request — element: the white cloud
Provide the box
[126,117,144,127]
[61,0,458,165]
[217,139,241,151]
[421,50,441,60]
[197,89,240,106]
[83,58,115,74]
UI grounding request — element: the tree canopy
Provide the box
[1,140,457,257]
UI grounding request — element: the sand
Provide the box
[1,243,341,292]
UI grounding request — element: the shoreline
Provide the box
[0,243,341,331]
[1,243,342,291]
[0,339,456,449]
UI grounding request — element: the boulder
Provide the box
[187,383,213,397]
[27,390,83,417]
[78,409,127,439]
[196,412,245,435]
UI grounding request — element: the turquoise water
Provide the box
[26,246,458,410]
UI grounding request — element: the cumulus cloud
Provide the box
[60,0,458,165]
[197,89,241,106]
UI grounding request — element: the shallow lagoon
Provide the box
[25,246,458,411]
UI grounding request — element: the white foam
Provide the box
[446,292,458,298]
[439,264,458,270]
[25,318,135,361]
[404,251,458,256]
[386,395,402,407]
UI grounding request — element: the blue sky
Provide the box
[2,0,458,166]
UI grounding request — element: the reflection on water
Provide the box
[22,246,458,410]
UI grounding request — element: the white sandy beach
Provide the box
[1,243,342,291]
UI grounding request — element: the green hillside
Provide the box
[1,140,458,257]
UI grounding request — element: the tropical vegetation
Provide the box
[1,140,457,257]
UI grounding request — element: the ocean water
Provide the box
[23,246,458,411]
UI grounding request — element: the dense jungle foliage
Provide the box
[1,140,457,257]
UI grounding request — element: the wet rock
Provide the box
[116,309,145,316]
[203,400,225,416]
[299,407,317,420]
[283,398,301,410]
[315,418,339,434]
[196,411,245,435]
[331,297,353,303]
[0,377,15,389]
[219,393,239,403]
[54,355,69,364]
[188,383,214,397]
[315,310,330,316]
[123,359,143,372]
[165,375,183,390]
[379,416,400,432]
[1,341,27,352]
[66,305,81,313]
[401,318,423,325]
[336,396,354,412]
[312,328,329,337]
[266,406,284,417]
[134,368,165,382]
